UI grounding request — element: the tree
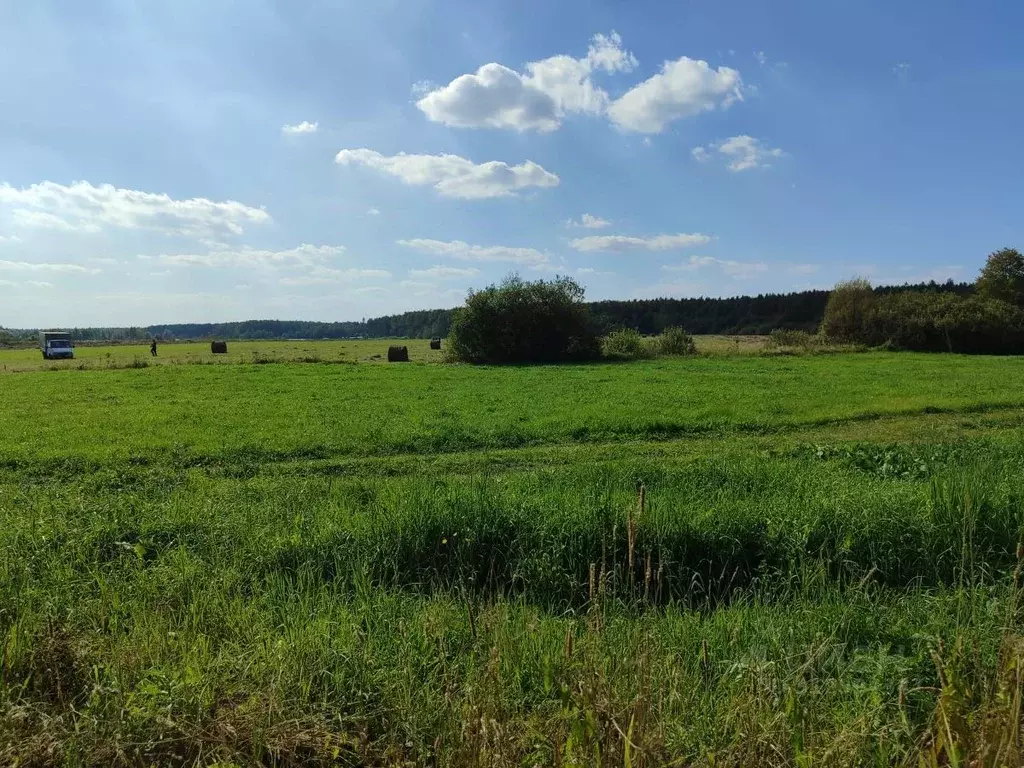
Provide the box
[976,247,1024,306]
[447,275,600,364]
[820,278,875,343]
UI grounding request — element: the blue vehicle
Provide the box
[40,330,74,360]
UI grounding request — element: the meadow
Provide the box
[3,346,1024,765]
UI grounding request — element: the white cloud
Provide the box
[366,208,381,216]
[0,180,269,235]
[565,213,612,229]
[11,209,97,232]
[416,32,636,132]
[408,265,480,279]
[410,80,437,97]
[754,51,767,66]
[282,121,319,135]
[893,62,911,79]
[662,255,768,279]
[569,233,712,253]
[154,243,345,268]
[397,238,549,267]
[26,281,53,288]
[0,234,22,243]
[607,57,743,133]
[336,149,559,199]
[0,260,100,274]
[693,135,785,171]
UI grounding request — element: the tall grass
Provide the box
[3,356,1024,764]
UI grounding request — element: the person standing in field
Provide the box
[150,339,158,357]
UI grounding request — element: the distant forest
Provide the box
[1,280,973,342]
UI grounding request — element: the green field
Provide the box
[4,349,1024,765]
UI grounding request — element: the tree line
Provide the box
[0,280,973,343]
[821,248,1024,353]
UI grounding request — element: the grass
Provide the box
[0,339,445,373]
[3,349,1024,765]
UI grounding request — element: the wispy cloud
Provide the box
[662,255,768,279]
[565,213,611,229]
[408,265,480,279]
[693,135,785,171]
[0,180,269,235]
[336,149,559,199]
[0,259,100,274]
[570,233,712,253]
[398,238,549,267]
[282,121,319,135]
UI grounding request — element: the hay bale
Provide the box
[430,337,442,350]
[211,341,228,354]
[387,345,409,362]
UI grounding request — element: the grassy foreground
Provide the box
[4,352,1024,765]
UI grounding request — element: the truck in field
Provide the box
[40,330,74,360]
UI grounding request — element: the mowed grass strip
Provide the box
[2,352,1024,465]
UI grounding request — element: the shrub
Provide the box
[656,326,697,356]
[447,275,600,364]
[600,328,651,360]
[768,329,818,349]
[821,278,875,343]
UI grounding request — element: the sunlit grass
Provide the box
[3,352,1024,764]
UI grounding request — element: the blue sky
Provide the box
[1,0,1022,327]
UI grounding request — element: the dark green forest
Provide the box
[0,280,972,342]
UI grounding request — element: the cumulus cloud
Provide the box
[565,213,611,229]
[416,32,637,132]
[662,255,768,279]
[0,180,269,235]
[408,265,480,279]
[692,135,784,171]
[607,57,743,133]
[336,149,559,199]
[569,233,712,253]
[282,121,319,135]
[397,238,549,267]
[0,260,100,274]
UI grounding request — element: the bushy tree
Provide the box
[820,278,875,342]
[976,247,1024,306]
[600,328,651,360]
[447,275,600,364]
[656,326,697,355]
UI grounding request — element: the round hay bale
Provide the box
[430,337,442,350]
[211,341,228,354]
[387,345,409,362]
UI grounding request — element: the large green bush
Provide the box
[656,326,697,356]
[447,275,600,364]
[600,328,651,360]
